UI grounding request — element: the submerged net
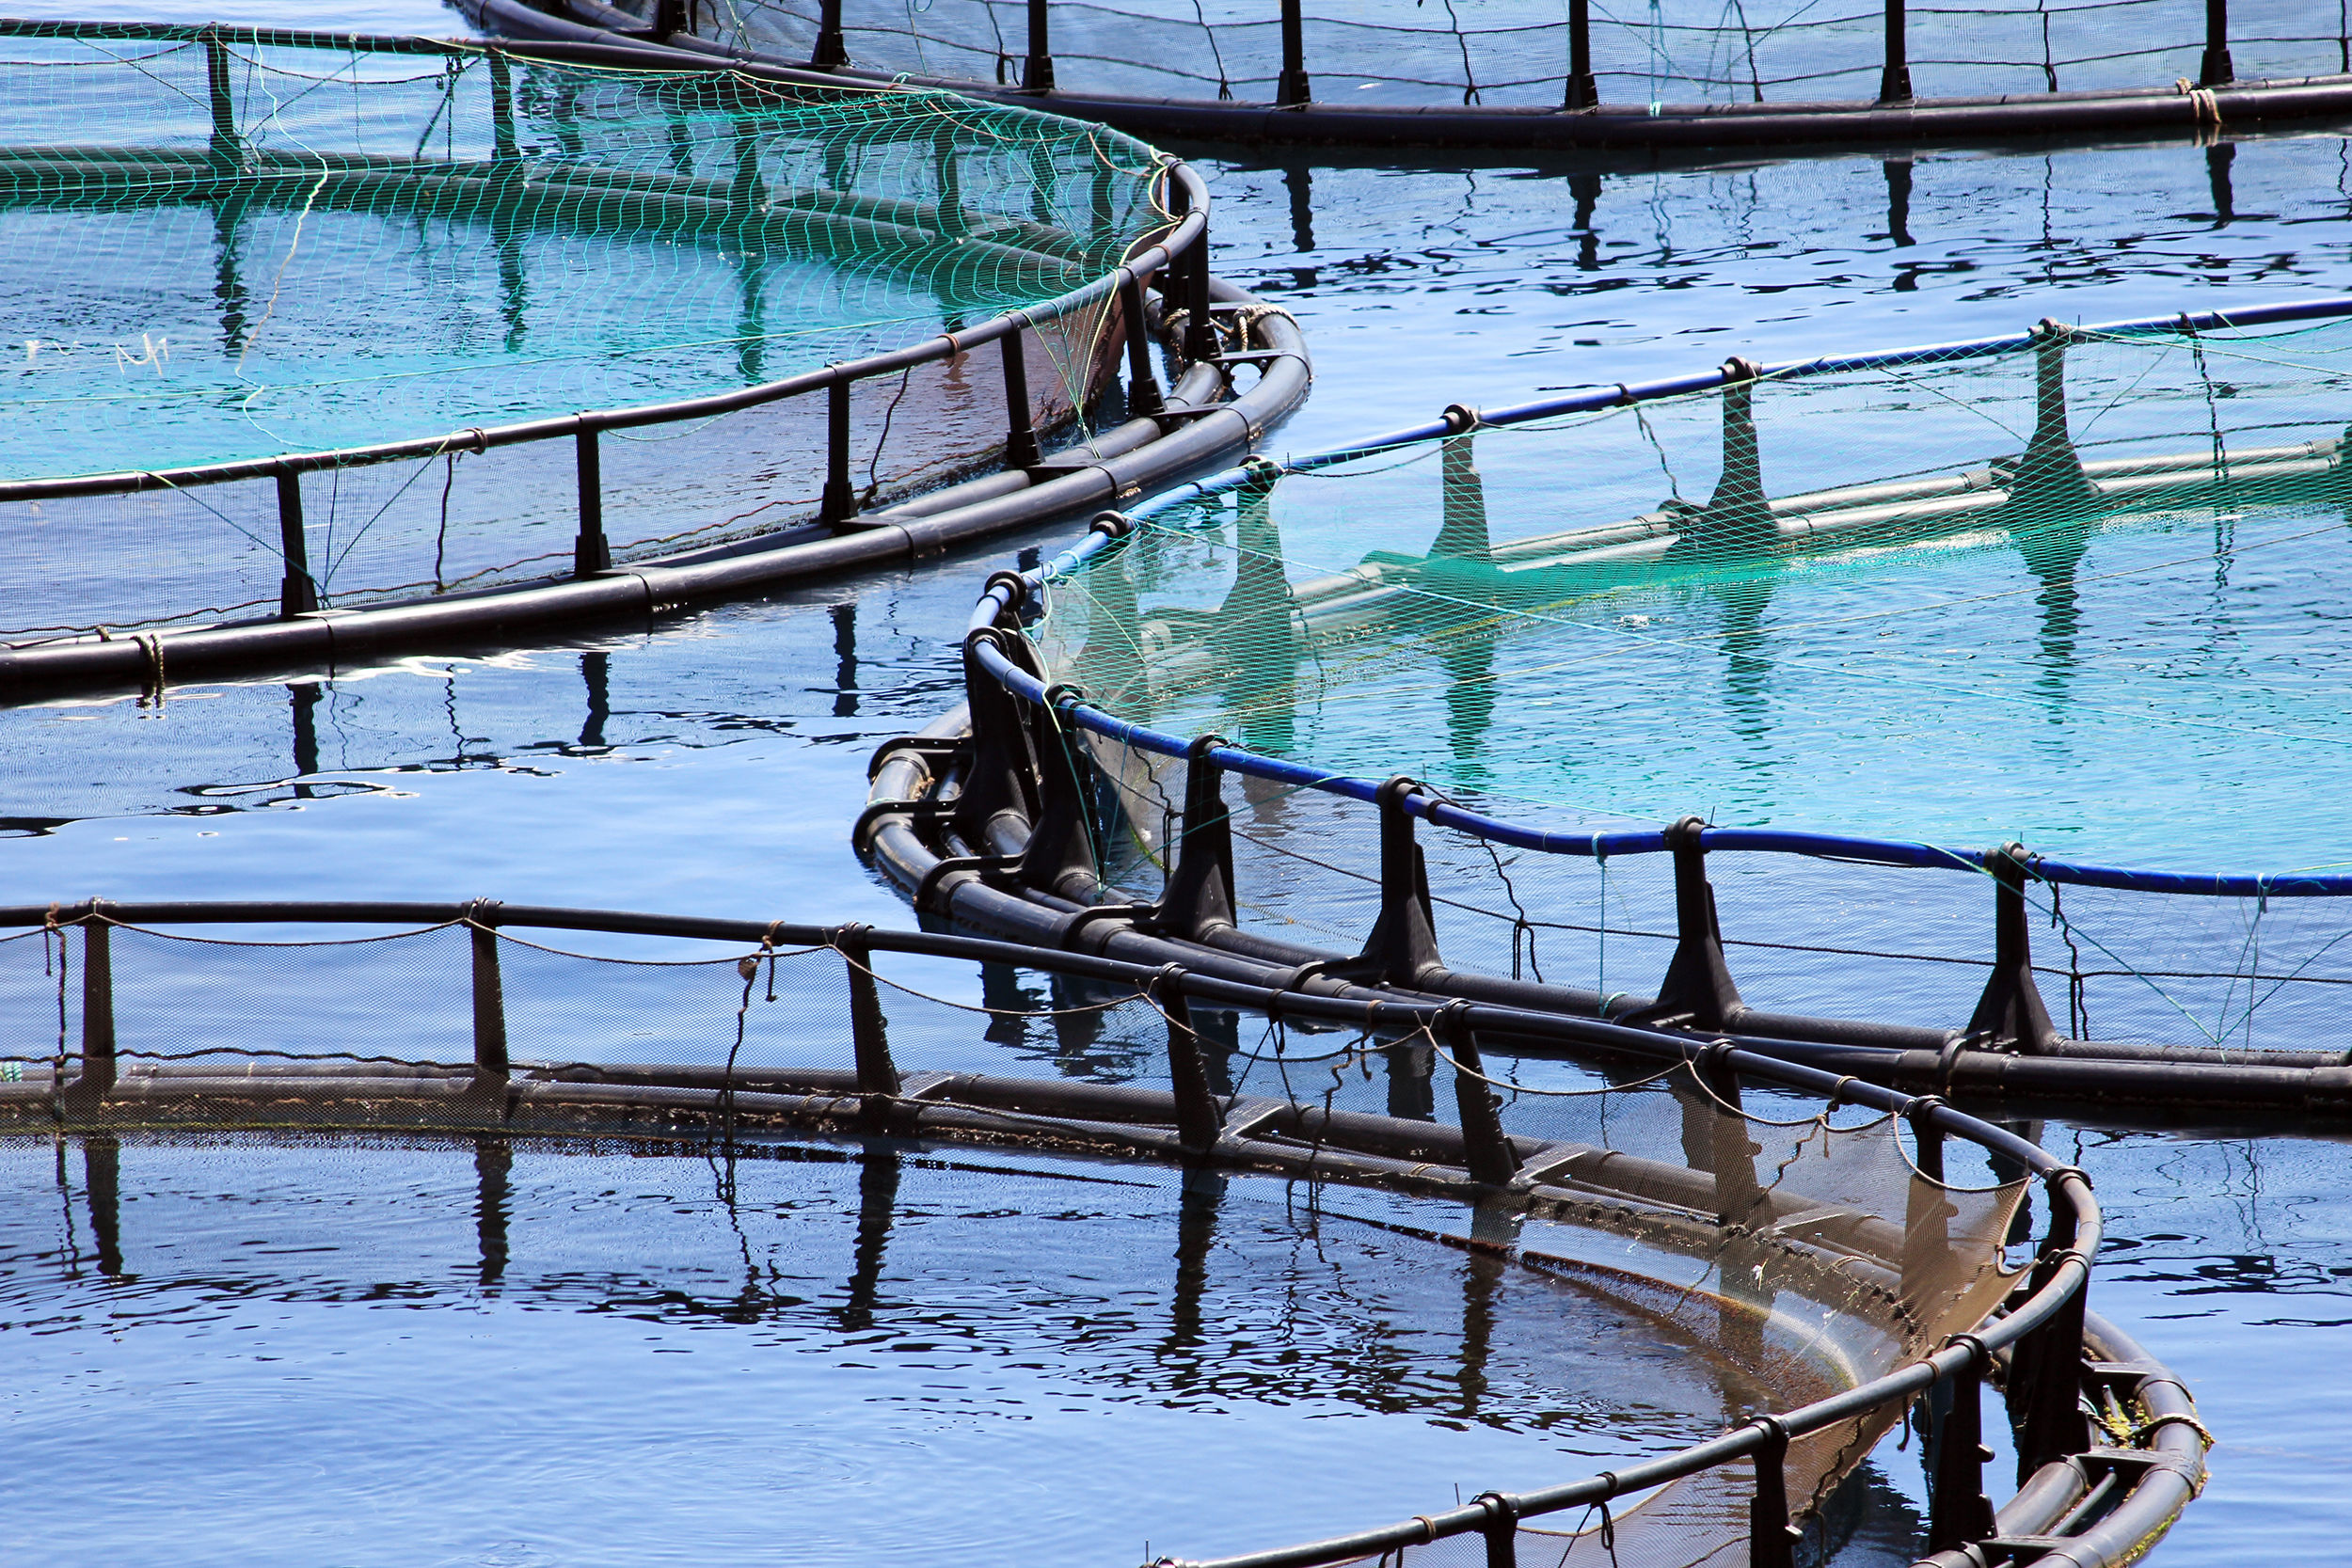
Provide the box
[0,911,2030,1565]
[0,25,1165,636]
[677,0,2344,110]
[1030,309,2352,1052]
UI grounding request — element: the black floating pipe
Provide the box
[1024,0,1055,92]
[2201,0,2233,87]
[1276,0,1310,107]
[810,0,849,68]
[1879,0,1912,103]
[573,426,610,578]
[1564,0,1597,110]
[274,466,318,618]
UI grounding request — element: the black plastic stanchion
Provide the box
[1002,328,1042,471]
[954,622,1044,848]
[1160,733,1237,940]
[202,26,238,174]
[821,375,857,529]
[78,909,116,1099]
[1879,0,1913,103]
[2201,0,2233,86]
[487,53,517,162]
[1926,1338,1998,1552]
[1277,0,1311,106]
[1018,685,1103,899]
[1747,1418,1800,1568]
[1474,1492,1519,1568]
[1153,969,1222,1155]
[1024,0,1056,90]
[1565,0,1597,109]
[1120,274,1167,418]
[2014,322,2094,513]
[1442,1005,1520,1186]
[469,902,509,1085]
[1432,410,1493,561]
[1361,777,1444,987]
[2010,1169,2092,1481]
[1635,816,1744,1029]
[573,426,610,578]
[1679,358,1772,557]
[839,927,903,1099]
[810,0,849,67]
[1964,844,2060,1052]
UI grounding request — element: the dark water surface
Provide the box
[2,3,2349,1560]
[3,1132,1812,1568]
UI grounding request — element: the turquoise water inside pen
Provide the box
[0,26,1143,483]
[0,1,2349,1561]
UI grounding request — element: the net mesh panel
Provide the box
[1035,312,2352,1053]
[0,30,1162,639]
[0,913,2026,1564]
[675,0,2345,109]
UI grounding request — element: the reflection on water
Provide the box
[5,1131,1818,1568]
[1,100,2349,1568]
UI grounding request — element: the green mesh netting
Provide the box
[1027,310,2352,1056]
[1035,312,2352,871]
[0,27,1165,483]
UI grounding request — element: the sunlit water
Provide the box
[0,2,2348,1562]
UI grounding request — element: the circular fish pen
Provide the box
[863,294,2352,1119]
[0,21,1308,702]
[470,0,2352,152]
[4,896,2200,1567]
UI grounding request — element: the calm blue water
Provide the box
[1,2,2349,1561]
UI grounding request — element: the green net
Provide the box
[1037,313,2352,869]
[0,25,1167,636]
[1029,309,2352,1054]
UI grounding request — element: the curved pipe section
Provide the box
[0,24,1311,704]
